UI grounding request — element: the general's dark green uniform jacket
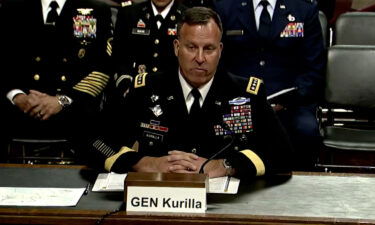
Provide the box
[95,69,292,179]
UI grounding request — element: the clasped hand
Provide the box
[13,90,62,120]
[133,150,227,178]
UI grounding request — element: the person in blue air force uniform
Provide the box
[214,0,326,170]
[91,7,292,180]
[1,0,113,158]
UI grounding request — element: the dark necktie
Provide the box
[46,1,59,24]
[155,14,163,29]
[189,88,202,120]
[258,0,271,39]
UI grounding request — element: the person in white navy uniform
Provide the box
[214,0,326,170]
[90,7,292,180]
[1,0,113,160]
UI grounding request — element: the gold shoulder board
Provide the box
[246,76,263,95]
[134,73,148,88]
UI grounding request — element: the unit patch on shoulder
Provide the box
[246,77,263,95]
[135,73,148,88]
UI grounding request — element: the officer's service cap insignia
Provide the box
[246,77,262,95]
[135,73,148,88]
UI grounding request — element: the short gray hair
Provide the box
[177,7,223,38]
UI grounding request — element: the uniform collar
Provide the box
[42,0,66,14]
[178,68,213,104]
[253,0,276,11]
[151,0,174,18]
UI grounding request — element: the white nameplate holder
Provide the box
[124,172,208,213]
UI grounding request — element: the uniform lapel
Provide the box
[202,75,228,124]
[164,71,189,119]
[270,0,290,40]
[30,0,44,27]
[160,1,179,31]
[236,0,257,37]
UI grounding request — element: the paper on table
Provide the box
[0,187,85,206]
[92,173,127,192]
[208,176,240,194]
[92,173,239,194]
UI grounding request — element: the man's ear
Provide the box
[173,39,179,57]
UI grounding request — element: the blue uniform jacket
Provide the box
[214,0,326,105]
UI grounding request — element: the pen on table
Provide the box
[224,176,231,192]
[84,183,90,195]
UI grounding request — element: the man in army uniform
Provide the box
[92,7,292,179]
[111,0,186,96]
[1,0,113,160]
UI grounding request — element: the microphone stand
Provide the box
[199,123,235,174]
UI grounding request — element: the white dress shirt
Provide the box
[178,69,213,113]
[41,0,66,24]
[151,0,174,29]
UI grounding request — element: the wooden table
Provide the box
[1,164,375,225]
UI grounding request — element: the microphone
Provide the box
[199,122,235,174]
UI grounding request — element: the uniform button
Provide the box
[149,141,154,146]
[191,148,197,154]
[35,56,41,62]
[152,67,158,72]
[62,58,68,63]
[33,74,40,81]
[57,88,62,92]
[259,60,266,66]
[154,39,159,44]
[61,75,67,81]
[153,53,158,58]
[234,146,239,151]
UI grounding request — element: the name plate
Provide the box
[125,172,207,213]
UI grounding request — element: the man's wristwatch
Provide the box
[223,159,233,176]
[57,95,72,108]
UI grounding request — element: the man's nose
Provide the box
[195,49,206,64]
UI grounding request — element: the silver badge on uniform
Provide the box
[287,14,295,22]
[151,95,159,102]
[229,97,250,105]
[150,105,163,117]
